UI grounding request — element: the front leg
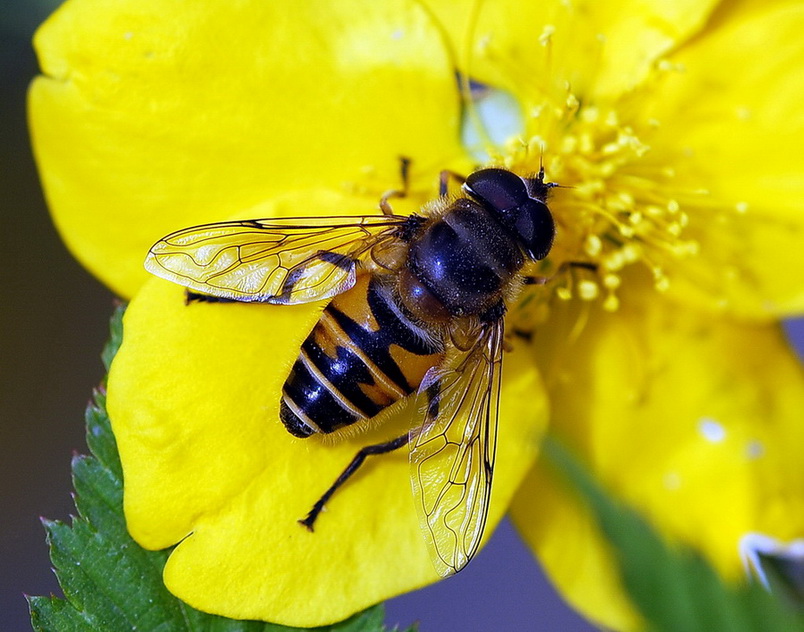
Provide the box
[379,156,412,215]
[438,169,466,197]
[522,261,598,286]
[185,290,241,305]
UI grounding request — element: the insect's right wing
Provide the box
[144,215,410,304]
[410,318,504,577]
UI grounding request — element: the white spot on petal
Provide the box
[663,472,681,490]
[746,440,764,460]
[391,29,404,40]
[698,417,726,443]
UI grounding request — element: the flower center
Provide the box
[489,92,699,318]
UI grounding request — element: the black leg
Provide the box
[379,156,412,215]
[511,328,533,344]
[438,169,466,197]
[398,155,411,192]
[566,261,598,272]
[185,290,240,305]
[523,261,598,286]
[299,432,411,531]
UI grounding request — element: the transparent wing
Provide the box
[145,215,410,304]
[410,318,504,576]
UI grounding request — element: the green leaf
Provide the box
[29,306,399,632]
[543,436,804,632]
[100,303,125,372]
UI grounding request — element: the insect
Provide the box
[144,164,556,576]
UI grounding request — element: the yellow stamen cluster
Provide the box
[503,89,698,323]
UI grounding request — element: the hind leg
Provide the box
[299,433,410,531]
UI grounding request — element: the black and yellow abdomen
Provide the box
[280,274,444,437]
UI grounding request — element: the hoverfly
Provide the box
[145,164,556,576]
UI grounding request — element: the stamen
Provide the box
[583,234,602,257]
[539,25,556,46]
[577,280,599,301]
[466,40,707,335]
[555,286,573,301]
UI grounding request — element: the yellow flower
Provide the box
[30,0,804,629]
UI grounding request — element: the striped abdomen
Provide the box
[280,274,444,437]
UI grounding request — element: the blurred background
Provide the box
[0,2,595,630]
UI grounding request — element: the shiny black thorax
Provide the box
[405,168,555,319]
[407,198,523,317]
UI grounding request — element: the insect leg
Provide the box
[522,261,598,286]
[379,156,412,215]
[438,170,466,197]
[398,155,411,192]
[184,290,240,305]
[299,432,411,531]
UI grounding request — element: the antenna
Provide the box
[538,145,545,183]
[537,143,572,189]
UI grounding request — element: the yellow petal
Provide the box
[511,272,804,629]
[106,191,548,625]
[422,0,717,109]
[644,2,804,318]
[29,0,462,299]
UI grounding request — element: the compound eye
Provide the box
[464,169,528,211]
[513,199,555,260]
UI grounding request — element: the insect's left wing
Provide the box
[145,215,408,304]
[410,318,504,576]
